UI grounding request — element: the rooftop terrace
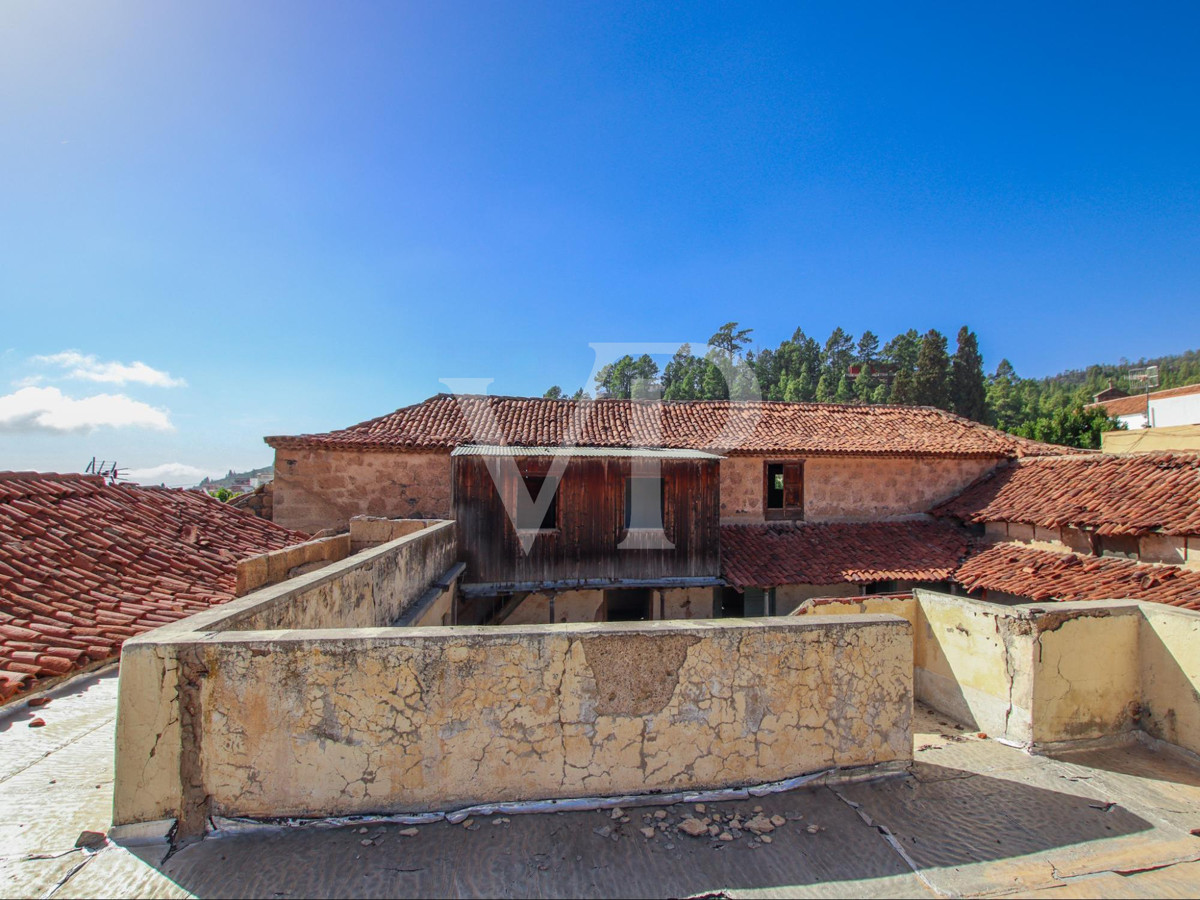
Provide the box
[5,670,1200,899]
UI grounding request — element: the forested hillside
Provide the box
[542,325,1200,450]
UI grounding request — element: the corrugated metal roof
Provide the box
[451,444,723,460]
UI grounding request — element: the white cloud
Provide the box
[0,386,173,434]
[32,351,186,388]
[123,462,217,486]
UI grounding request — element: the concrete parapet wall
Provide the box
[349,516,440,553]
[793,591,1200,754]
[113,615,913,828]
[180,521,456,635]
[235,534,352,596]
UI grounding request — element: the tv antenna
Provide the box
[1128,365,1159,392]
[85,457,122,484]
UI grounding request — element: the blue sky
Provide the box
[2,2,1198,484]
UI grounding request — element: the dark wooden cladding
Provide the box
[452,455,720,586]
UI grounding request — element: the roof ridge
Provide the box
[0,471,106,486]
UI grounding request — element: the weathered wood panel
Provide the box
[453,456,720,586]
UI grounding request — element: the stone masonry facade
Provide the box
[272,449,451,534]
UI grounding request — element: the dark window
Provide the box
[766,464,785,509]
[764,461,803,520]
[517,474,558,530]
[741,587,776,617]
[605,588,653,621]
[625,476,664,529]
[1097,534,1139,560]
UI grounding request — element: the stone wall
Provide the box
[229,482,273,520]
[276,447,1002,532]
[719,455,999,523]
[272,448,451,534]
[982,522,1198,570]
[113,615,913,827]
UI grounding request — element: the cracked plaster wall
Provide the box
[794,591,1200,752]
[114,616,913,825]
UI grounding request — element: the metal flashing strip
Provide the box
[459,576,725,598]
[451,444,724,460]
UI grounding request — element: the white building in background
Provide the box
[1089,382,1200,431]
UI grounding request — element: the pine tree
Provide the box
[834,373,856,403]
[543,386,564,399]
[856,331,880,369]
[815,371,835,402]
[871,382,890,404]
[912,329,951,409]
[823,327,855,385]
[700,360,728,400]
[855,368,878,403]
[949,326,988,421]
[708,322,754,357]
[890,367,916,404]
[796,363,816,401]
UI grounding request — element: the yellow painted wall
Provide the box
[1139,604,1200,755]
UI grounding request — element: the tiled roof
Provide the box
[932,452,1200,537]
[720,520,970,588]
[0,472,308,702]
[955,542,1200,610]
[266,394,1071,459]
[1088,381,1200,419]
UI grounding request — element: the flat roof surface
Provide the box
[4,671,1200,898]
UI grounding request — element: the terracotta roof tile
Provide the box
[266,394,1071,459]
[933,452,1200,536]
[0,472,308,701]
[954,542,1200,609]
[720,520,970,588]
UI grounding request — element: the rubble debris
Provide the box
[678,818,709,837]
[745,814,775,835]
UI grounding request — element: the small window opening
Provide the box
[1097,534,1139,560]
[766,464,785,510]
[625,476,664,529]
[518,474,558,530]
[604,588,653,622]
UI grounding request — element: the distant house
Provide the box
[1089,381,1200,431]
